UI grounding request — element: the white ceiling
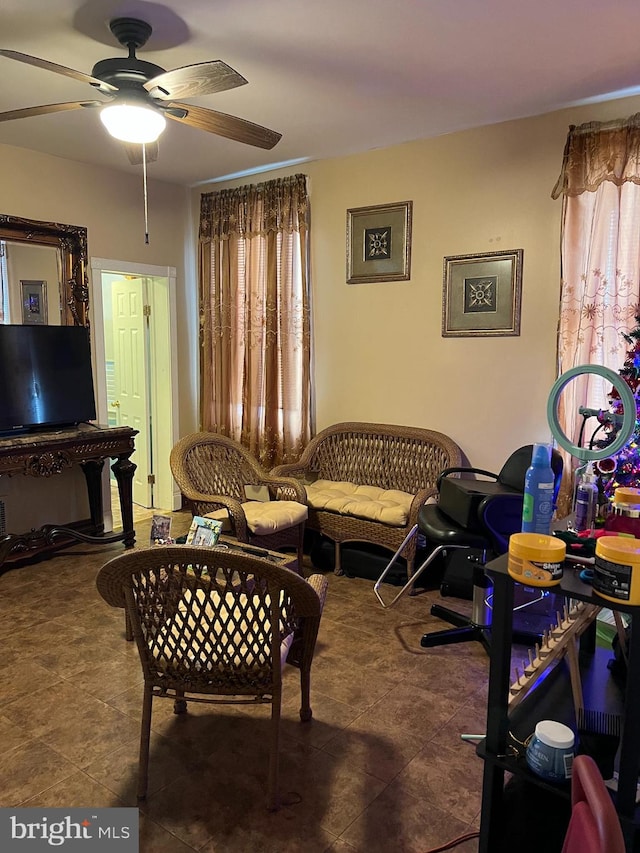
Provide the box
[2,0,640,187]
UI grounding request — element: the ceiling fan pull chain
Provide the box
[142,142,150,244]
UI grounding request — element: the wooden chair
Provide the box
[96,545,328,810]
[170,433,308,566]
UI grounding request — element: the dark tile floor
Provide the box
[0,511,487,852]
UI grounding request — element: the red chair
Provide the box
[561,754,625,853]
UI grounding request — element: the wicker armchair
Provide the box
[96,545,328,810]
[273,421,462,577]
[170,433,308,566]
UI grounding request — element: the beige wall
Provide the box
[4,89,640,527]
[0,143,194,530]
[1,143,196,436]
[194,93,640,473]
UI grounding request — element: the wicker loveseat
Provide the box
[272,422,462,577]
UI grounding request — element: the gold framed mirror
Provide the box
[0,214,89,327]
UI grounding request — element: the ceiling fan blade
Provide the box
[0,101,104,122]
[144,61,247,100]
[0,50,118,93]
[123,141,159,166]
[165,102,281,150]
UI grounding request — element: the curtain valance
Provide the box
[551,114,640,199]
[200,173,309,240]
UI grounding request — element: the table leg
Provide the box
[112,453,136,548]
[80,458,105,534]
[617,611,640,819]
[479,570,515,852]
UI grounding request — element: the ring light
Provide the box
[546,364,636,461]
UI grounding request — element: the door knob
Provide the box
[110,400,120,408]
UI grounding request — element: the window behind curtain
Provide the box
[552,116,640,510]
[199,174,311,468]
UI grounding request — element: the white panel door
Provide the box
[111,278,151,507]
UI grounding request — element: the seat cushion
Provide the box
[204,508,233,532]
[207,500,307,536]
[306,480,413,526]
[243,500,307,534]
[418,503,490,548]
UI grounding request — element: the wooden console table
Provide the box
[0,423,138,570]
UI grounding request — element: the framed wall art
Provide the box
[442,249,523,337]
[21,279,48,325]
[346,200,412,284]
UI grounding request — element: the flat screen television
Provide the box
[0,324,96,435]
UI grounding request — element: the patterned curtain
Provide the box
[199,174,312,468]
[552,115,640,511]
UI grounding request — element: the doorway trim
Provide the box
[91,257,180,517]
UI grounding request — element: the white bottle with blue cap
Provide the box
[521,443,555,535]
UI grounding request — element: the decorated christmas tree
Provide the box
[594,314,640,498]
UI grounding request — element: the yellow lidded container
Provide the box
[594,536,640,604]
[603,487,640,538]
[612,487,640,511]
[508,533,566,586]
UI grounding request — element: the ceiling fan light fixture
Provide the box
[100,102,166,143]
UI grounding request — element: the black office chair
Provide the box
[419,493,527,651]
[419,445,563,651]
[373,445,563,650]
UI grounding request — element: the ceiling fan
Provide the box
[0,16,282,165]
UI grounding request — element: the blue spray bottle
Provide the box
[521,443,555,535]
